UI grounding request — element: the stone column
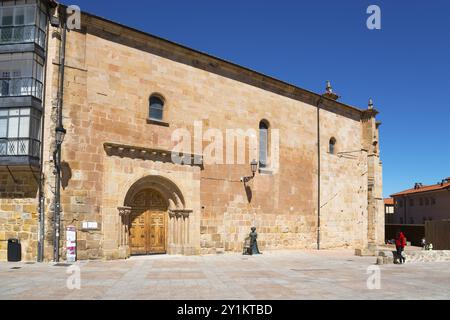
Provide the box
[174,214,178,245]
[124,214,130,249]
[168,209,193,254]
[178,214,182,245]
[169,211,174,245]
[170,210,177,249]
[362,106,384,248]
[118,206,132,258]
[183,211,190,245]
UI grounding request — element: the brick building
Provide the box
[0,1,384,261]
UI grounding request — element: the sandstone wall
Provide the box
[1,12,383,261]
[0,171,39,261]
[319,108,369,249]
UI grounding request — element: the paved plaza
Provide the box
[0,249,449,300]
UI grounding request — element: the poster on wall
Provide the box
[66,226,77,263]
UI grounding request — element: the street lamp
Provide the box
[250,159,258,177]
[53,125,66,262]
[241,159,258,183]
[55,126,66,146]
[51,5,68,263]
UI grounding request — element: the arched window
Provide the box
[259,120,269,168]
[149,94,164,121]
[329,137,336,154]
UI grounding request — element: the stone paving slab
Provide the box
[0,249,449,300]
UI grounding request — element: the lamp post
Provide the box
[55,126,66,146]
[52,5,67,263]
[250,159,258,176]
[53,125,66,262]
[241,159,258,183]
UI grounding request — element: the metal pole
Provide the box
[37,14,52,263]
[37,194,45,261]
[316,98,322,250]
[53,14,66,262]
[53,149,61,262]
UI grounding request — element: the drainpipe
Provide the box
[37,14,51,263]
[316,97,323,250]
[53,11,67,263]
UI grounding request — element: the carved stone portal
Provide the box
[118,176,195,257]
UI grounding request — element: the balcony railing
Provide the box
[0,77,43,99]
[0,138,40,158]
[0,25,46,48]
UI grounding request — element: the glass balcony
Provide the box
[0,1,48,49]
[0,137,40,157]
[0,77,43,99]
[0,107,41,163]
[0,25,46,47]
[0,52,44,99]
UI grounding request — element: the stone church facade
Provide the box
[0,1,384,261]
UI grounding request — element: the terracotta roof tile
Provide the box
[384,198,394,205]
[390,182,450,197]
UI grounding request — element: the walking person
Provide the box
[395,231,406,264]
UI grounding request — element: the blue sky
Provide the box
[68,0,450,197]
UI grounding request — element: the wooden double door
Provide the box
[128,189,168,255]
[130,209,166,255]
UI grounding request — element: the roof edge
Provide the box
[390,183,450,197]
[60,2,368,116]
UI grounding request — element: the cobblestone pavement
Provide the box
[1,249,449,300]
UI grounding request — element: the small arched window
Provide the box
[149,94,164,121]
[259,120,269,168]
[329,137,336,154]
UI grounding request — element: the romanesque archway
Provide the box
[128,189,168,255]
[117,175,193,256]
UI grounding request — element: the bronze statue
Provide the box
[249,227,261,254]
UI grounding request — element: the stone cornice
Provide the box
[104,142,203,167]
[362,108,379,119]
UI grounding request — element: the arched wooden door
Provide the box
[129,189,167,255]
